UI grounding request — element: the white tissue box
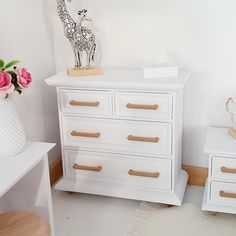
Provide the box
[143,66,179,78]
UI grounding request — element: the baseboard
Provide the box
[182,165,208,186]
[49,158,208,187]
[49,157,63,186]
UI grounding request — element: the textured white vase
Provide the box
[0,97,26,157]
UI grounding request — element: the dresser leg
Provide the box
[209,211,218,216]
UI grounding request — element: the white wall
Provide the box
[3,0,234,167]
[51,0,236,167]
[0,0,61,163]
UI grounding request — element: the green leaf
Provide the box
[4,60,20,70]
[0,59,4,71]
[0,59,4,67]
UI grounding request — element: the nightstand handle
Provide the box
[70,100,100,107]
[127,135,160,143]
[128,169,160,178]
[126,103,159,110]
[71,131,101,138]
[219,191,236,199]
[221,167,236,174]
[73,164,102,172]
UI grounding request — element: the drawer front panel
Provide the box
[115,92,173,121]
[59,89,112,116]
[210,181,236,206]
[62,117,172,157]
[64,149,172,190]
[211,156,236,182]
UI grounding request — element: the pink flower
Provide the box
[0,72,14,99]
[16,68,32,89]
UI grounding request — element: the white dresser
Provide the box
[46,69,190,206]
[202,127,236,214]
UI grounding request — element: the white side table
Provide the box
[0,142,55,235]
[202,127,236,214]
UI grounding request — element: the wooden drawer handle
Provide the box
[71,131,101,138]
[127,135,160,143]
[219,191,236,199]
[69,100,100,107]
[73,164,102,172]
[128,169,160,178]
[221,167,236,174]
[126,103,159,110]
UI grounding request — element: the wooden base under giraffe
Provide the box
[67,67,103,77]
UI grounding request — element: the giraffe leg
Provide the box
[91,43,96,64]
[77,51,82,68]
[73,50,79,68]
[86,50,90,68]
[87,44,96,68]
[88,49,94,68]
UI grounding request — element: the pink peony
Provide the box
[0,72,14,99]
[16,68,32,89]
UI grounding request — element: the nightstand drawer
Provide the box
[211,156,236,182]
[210,181,236,206]
[64,149,172,190]
[59,89,112,116]
[115,92,173,121]
[62,117,172,157]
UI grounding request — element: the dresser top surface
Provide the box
[45,68,191,91]
[205,127,236,156]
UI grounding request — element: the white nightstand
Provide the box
[202,127,236,214]
[46,69,190,206]
[0,142,56,235]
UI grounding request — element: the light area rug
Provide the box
[126,202,236,236]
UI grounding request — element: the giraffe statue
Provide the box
[57,0,96,69]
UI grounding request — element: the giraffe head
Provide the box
[78,9,92,22]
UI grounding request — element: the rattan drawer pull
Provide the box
[71,131,101,138]
[219,191,236,199]
[73,164,102,172]
[128,169,160,178]
[126,103,159,110]
[69,100,100,107]
[127,135,160,143]
[221,167,236,174]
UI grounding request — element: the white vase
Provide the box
[0,97,26,157]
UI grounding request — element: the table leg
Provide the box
[0,154,55,236]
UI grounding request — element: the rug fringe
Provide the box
[125,202,164,236]
[126,202,236,236]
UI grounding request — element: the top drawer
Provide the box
[59,89,112,116]
[115,92,173,121]
[211,156,236,183]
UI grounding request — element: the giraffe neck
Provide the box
[57,0,75,33]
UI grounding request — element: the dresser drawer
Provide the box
[59,89,112,116]
[115,92,173,121]
[64,149,172,190]
[62,117,172,157]
[210,181,236,206]
[211,156,236,182]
